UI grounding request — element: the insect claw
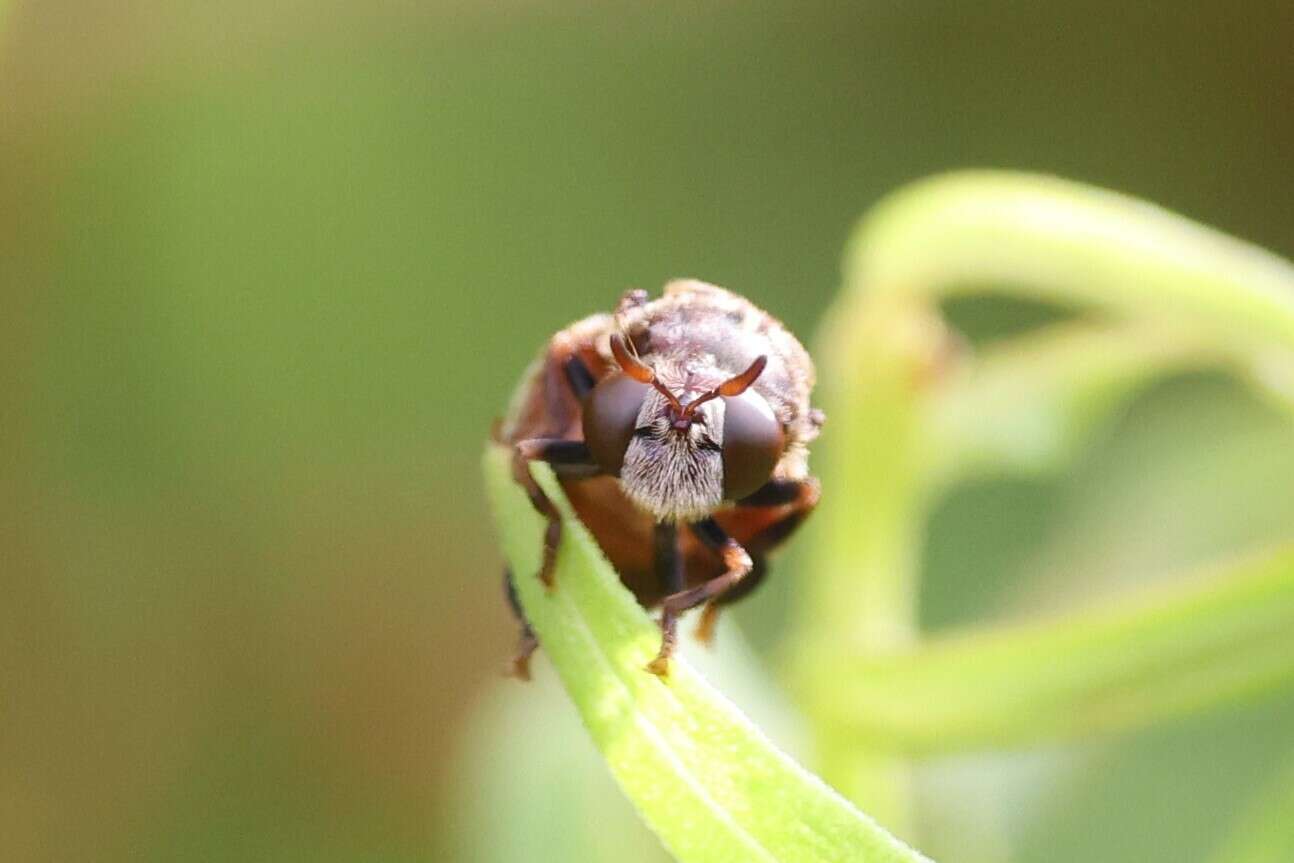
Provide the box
[644,655,671,677]
[506,633,539,682]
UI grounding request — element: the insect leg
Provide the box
[512,439,600,588]
[517,438,601,477]
[736,476,820,507]
[562,355,597,401]
[650,522,686,669]
[693,554,766,645]
[502,567,539,681]
[695,478,820,641]
[654,522,686,594]
[742,478,822,545]
[645,518,753,677]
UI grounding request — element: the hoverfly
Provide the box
[497,280,822,677]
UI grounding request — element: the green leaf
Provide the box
[807,544,1294,754]
[483,443,932,863]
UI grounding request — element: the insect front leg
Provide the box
[646,518,753,677]
[502,567,539,681]
[511,438,601,587]
[692,555,766,646]
[654,522,686,596]
[694,477,821,642]
[648,522,686,671]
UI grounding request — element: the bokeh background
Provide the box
[4,3,1294,862]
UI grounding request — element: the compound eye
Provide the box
[721,391,785,501]
[582,373,650,476]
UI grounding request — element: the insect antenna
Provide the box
[610,333,683,413]
[680,355,767,419]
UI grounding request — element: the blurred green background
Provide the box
[4,3,1294,862]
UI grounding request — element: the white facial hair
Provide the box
[618,399,724,523]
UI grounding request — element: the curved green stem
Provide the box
[924,319,1220,488]
[810,544,1294,753]
[789,171,1294,825]
[851,171,1294,356]
[788,292,947,830]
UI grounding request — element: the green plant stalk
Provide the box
[852,172,1294,357]
[807,544,1294,753]
[789,292,949,830]
[798,292,944,652]
[484,443,933,863]
[788,171,1294,829]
